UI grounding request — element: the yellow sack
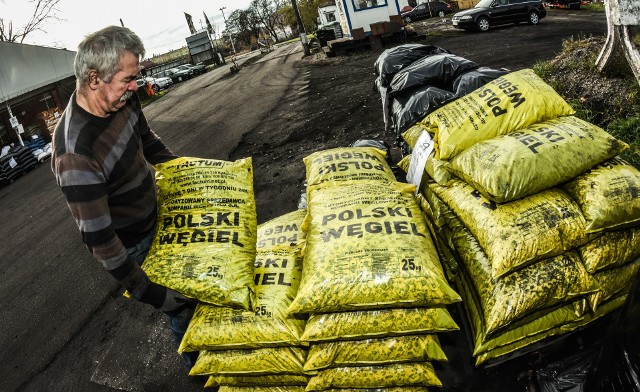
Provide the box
[257,209,307,250]
[206,374,309,387]
[564,158,640,233]
[456,267,578,356]
[592,258,640,303]
[474,294,627,366]
[301,307,458,342]
[190,346,307,376]
[402,124,454,186]
[430,188,600,334]
[447,116,628,203]
[323,389,429,392]
[304,335,447,373]
[304,147,396,190]
[179,210,307,352]
[454,221,599,336]
[218,388,305,392]
[306,363,441,390]
[143,157,256,308]
[578,227,640,273]
[431,181,591,278]
[288,182,460,314]
[423,68,575,160]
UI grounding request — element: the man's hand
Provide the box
[159,288,196,313]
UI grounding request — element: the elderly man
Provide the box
[51,26,196,367]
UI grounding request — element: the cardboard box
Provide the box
[370,22,387,36]
[351,27,366,40]
[390,15,404,25]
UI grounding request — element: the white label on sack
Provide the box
[9,157,17,169]
[406,130,434,191]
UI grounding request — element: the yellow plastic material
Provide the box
[306,363,441,390]
[402,124,454,186]
[179,210,306,353]
[578,227,640,273]
[447,116,628,203]
[190,346,307,376]
[322,389,429,392]
[304,147,396,190]
[564,158,640,233]
[474,294,627,366]
[288,182,460,314]
[303,335,447,373]
[143,157,257,308]
[218,388,305,392]
[592,258,640,303]
[301,307,458,343]
[422,68,575,160]
[455,263,626,364]
[205,374,309,388]
[430,181,591,278]
[442,195,601,336]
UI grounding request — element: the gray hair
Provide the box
[74,26,145,87]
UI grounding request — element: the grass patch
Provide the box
[533,35,640,167]
[140,90,167,108]
[582,2,605,11]
[607,116,640,168]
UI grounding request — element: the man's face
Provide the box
[96,51,140,115]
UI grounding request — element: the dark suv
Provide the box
[402,1,453,23]
[452,0,546,32]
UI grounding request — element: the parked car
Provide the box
[545,0,580,9]
[176,63,207,76]
[143,75,173,93]
[402,1,453,23]
[162,67,192,83]
[451,0,547,32]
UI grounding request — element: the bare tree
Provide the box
[227,8,262,49]
[0,0,62,43]
[250,0,280,42]
[273,0,294,40]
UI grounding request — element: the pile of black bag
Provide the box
[373,44,508,146]
[0,144,39,184]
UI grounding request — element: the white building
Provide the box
[334,0,411,37]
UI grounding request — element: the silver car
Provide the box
[144,75,173,92]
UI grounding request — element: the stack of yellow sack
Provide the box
[178,210,310,389]
[397,69,640,365]
[289,146,462,390]
[143,156,258,309]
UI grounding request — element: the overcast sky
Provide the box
[1,0,253,57]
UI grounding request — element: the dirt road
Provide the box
[1,9,606,391]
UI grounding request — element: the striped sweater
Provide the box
[52,93,177,309]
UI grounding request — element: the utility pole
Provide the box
[220,7,238,59]
[291,0,310,56]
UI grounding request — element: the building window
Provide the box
[325,12,337,22]
[352,0,387,11]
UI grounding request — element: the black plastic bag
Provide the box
[391,85,456,136]
[389,53,478,97]
[374,44,450,89]
[452,67,509,97]
[536,270,640,392]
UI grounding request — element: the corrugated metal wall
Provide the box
[0,42,76,104]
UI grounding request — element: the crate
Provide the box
[370,22,387,36]
[389,15,404,26]
[351,27,366,40]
